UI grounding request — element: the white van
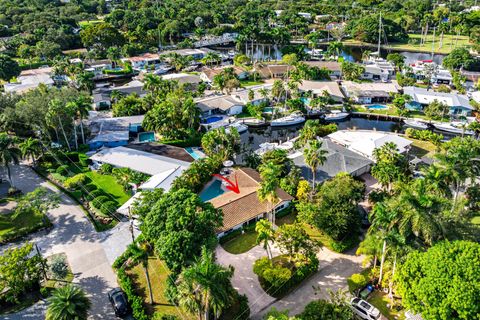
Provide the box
[350,297,381,320]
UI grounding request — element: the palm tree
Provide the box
[176,247,234,320]
[67,96,91,146]
[75,72,95,93]
[258,88,270,100]
[106,46,121,68]
[143,73,163,93]
[19,137,42,166]
[303,140,327,189]
[356,232,382,271]
[255,219,275,259]
[0,133,21,189]
[46,99,72,150]
[129,243,154,304]
[46,285,91,320]
[201,52,221,67]
[257,162,281,224]
[368,202,397,285]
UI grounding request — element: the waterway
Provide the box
[229,44,445,64]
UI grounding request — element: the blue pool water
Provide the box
[200,180,225,201]
[185,147,202,160]
[300,97,311,105]
[368,104,388,110]
[263,107,275,113]
[139,131,155,142]
[202,116,223,124]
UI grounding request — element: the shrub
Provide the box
[116,268,148,320]
[49,255,69,280]
[405,128,443,145]
[65,152,79,162]
[91,196,110,209]
[348,273,369,293]
[56,165,70,176]
[100,201,118,215]
[83,183,97,192]
[51,172,67,182]
[64,173,88,189]
[40,287,49,298]
[262,266,292,288]
[99,163,114,174]
[85,189,105,201]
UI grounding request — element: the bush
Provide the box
[85,189,105,201]
[51,172,67,182]
[152,314,179,320]
[91,196,110,209]
[40,287,49,298]
[116,268,148,320]
[348,273,369,293]
[56,165,70,176]
[64,152,79,162]
[83,183,97,192]
[100,201,118,215]
[219,229,243,245]
[99,163,114,174]
[64,173,88,189]
[49,255,69,280]
[405,128,443,145]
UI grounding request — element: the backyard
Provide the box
[84,171,131,206]
[127,257,195,319]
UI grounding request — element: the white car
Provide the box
[350,297,381,320]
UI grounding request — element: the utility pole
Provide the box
[128,207,135,243]
[431,27,436,59]
[156,0,162,52]
[35,244,48,281]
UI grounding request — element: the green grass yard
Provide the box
[128,257,195,319]
[221,229,258,254]
[472,216,480,225]
[84,171,130,206]
[368,291,405,320]
[0,207,51,243]
[240,79,264,87]
[344,33,471,55]
[407,138,437,158]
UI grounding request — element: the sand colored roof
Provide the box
[207,167,293,232]
[298,81,344,99]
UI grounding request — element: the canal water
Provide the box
[238,116,402,155]
[235,44,445,64]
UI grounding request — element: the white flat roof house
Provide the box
[4,68,54,94]
[328,130,412,161]
[342,81,401,104]
[404,86,473,116]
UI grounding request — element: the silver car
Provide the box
[350,297,381,320]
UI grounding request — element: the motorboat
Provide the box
[242,118,268,127]
[324,110,349,121]
[271,112,305,127]
[403,119,429,130]
[226,122,248,134]
[433,122,474,135]
[254,142,279,155]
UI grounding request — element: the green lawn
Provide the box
[240,79,264,87]
[84,171,130,206]
[368,291,405,320]
[407,138,437,158]
[78,20,103,28]
[221,230,258,254]
[344,33,471,55]
[128,257,195,319]
[0,207,51,243]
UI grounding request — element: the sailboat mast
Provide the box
[378,12,382,56]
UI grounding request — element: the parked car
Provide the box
[108,288,130,317]
[350,297,381,320]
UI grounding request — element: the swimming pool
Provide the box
[185,147,203,160]
[263,107,275,113]
[138,131,155,142]
[300,97,311,105]
[200,179,225,201]
[368,104,388,110]
[202,116,223,124]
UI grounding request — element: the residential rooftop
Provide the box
[404,86,472,109]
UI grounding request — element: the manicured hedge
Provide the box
[56,165,70,176]
[85,189,105,201]
[83,183,98,192]
[64,173,88,189]
[100,201,118,215]
[116,268,149,320]
[91,196,109,209]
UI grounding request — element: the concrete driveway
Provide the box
[216,242,363,319]
[0,165,138,320]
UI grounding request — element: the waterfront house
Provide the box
[196,95,244,116]
[161,73,202,89]
[403,86,474,116]
[361,60,395,82]
[87,115,144,150]
[305,61,342,79]
[289,138,372,184]
[4,67,55,94]
[341,81,401,104]
[407,61,453,85]
[161,48,215,61]
[298,81,345,102]
[200,167,293,237]
[122,53,162,71]
[328,130,412,161]
[200,66,249,83]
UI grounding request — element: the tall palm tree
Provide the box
[46,285,91,320]
[368,202,397,285]
[19,137,42,166]
[0,134,21,189]
[257,162,281,224]
[143,73,163,93]
[176,247,234,320]
[129,242,154,304]
[303,140,327,189]
[46,99,72,151]
[255,219,275,259]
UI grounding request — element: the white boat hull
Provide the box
[403,120,429,130]
[433,123,474,135]
[271,116,305,127]
[324,113,349,121]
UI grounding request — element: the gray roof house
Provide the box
[288,138,372,183]
[403,86,474,116]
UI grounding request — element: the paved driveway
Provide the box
[1,165,137,320]
[216,243,363,319]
